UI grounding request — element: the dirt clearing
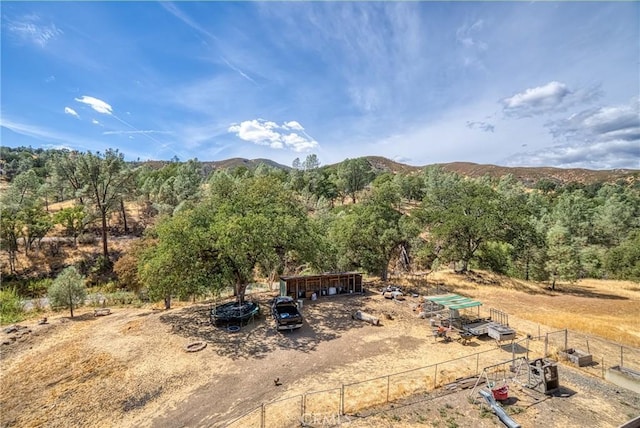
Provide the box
[1,272,639,427]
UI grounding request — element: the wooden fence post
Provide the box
[544,333,548,357]
[564,329,568,352]
[302,394,306,421]
[387,375,390,402]
[340,384,345,415]
[261,403,266,428]
[434,364,438,389]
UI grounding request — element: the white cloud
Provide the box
[92,119,102,126]
[75,95,113,115]
[501,81,601,118]
[283,121,304,131]
[64,107,80,119]
[547,99,640,142]
[505,139,640,170]
[228,119,319,152]
[504,99,640,169]
[5,15,63,47]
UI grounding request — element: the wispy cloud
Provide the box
[456,19,488,69]
[1,117,93,151]
[5,14,63,47]
[75,95,113,115]
[466,120,495,133]
[64,107,80,119]
[501,81,602,118]
[228,119,319,152]
[221,57,256,84]
[504,99,640,169]
[160,2,218,41]
[92,119,102,126]
[505,139,640,170]
[546,99,640,143]
[102,130,172,136]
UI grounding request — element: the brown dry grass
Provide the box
[403,270,640,348]
[1,270,638,428]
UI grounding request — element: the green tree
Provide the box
[604,231,640,281]
[330,179,416,280]
[48,266,87,318]
[77,149,136,259]
[545,223,581,290]
[49,150,86,204]
[140,172,315,307]
[336,158,374,203]
[54,206,88,246]
[418,173,503,272]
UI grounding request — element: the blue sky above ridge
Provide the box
[1,1,638,169]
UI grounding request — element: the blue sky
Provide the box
[1,2,639,169]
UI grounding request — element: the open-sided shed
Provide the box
[426,294,482,326]
[426,294,482,311]
[279,273,363,299]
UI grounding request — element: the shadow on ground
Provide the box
[159,294,369,360]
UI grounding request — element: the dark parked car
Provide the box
[271,296,303,331]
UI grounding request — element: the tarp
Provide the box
[426,293,482,309]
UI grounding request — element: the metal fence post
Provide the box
[621,346,624,368]
[564,329,568,352]
[340,384,345,415]
[476,353,480,375]
[261,403,265,428]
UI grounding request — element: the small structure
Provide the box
[488,323,516,342]
[279,272,363,300]
[605,366,640,394]
[559,348,593,367]
[425,294,482,328]
[521,358,559,394]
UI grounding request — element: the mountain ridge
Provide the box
[133,156,640,186]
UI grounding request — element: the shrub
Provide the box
[77,233,97,245]
[0,288,24,324]
[48,266,87,318]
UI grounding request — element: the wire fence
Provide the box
[543,328,640,377]
[226,338,531,428]
[226,326,640,427]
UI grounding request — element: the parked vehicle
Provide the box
[271,296,303,331]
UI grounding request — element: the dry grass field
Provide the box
[1,270,639,428]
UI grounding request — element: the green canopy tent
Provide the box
[426,294,482,320]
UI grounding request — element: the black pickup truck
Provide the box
[271,296,304,331]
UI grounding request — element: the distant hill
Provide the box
[435,162,639,187]
[138,155,638,187]
[202,157,291,171]
[138,158,291,172]
[352,156,638,187]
